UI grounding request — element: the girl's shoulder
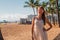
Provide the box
[32,16,37,20]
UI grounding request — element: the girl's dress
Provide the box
[33,17,48,40]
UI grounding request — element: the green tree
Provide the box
[42,2,47,8]
[24,0,35,15]
[49,0,56,25]
[34,0,41,14]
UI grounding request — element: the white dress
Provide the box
[33,17,48,40]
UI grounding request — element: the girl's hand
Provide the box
[46,25,52,31]
[43,26,52,31]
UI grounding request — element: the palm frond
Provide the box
[24,5,30,7]
[34,0,41,6]
[42,2,47,7]
[25,1,30,5]
[29,0,34,4]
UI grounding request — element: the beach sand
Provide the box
[0,23,60,40]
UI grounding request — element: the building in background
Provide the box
[20,14,36,24]
[27,14,36,21]
[20,18,27,24]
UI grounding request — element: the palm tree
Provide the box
[24,0,35,15]
[24,0,41,16]
[34,0,41,14]
[42,2,47,8]
[56,0,60,27]
[49,0,56,25]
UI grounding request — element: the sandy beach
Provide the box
[0,23,60,40]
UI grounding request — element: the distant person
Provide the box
[32,6,52,40]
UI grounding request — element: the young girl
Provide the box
[32,6,52,40]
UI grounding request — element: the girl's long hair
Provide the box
[39,6,45,25]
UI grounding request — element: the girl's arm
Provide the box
[45,17,52,31]
[32,17,35,40]
[32,17,35,35]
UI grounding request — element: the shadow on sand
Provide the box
[54,33,60,40]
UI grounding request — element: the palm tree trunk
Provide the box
[32,7,35,16]
[36,7,38,14]
[56,0,60,27]
[53,4,55,25]
[52,12,55,25]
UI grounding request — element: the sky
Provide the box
[0,0,48,21]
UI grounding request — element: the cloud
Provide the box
[0,13,22,21]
